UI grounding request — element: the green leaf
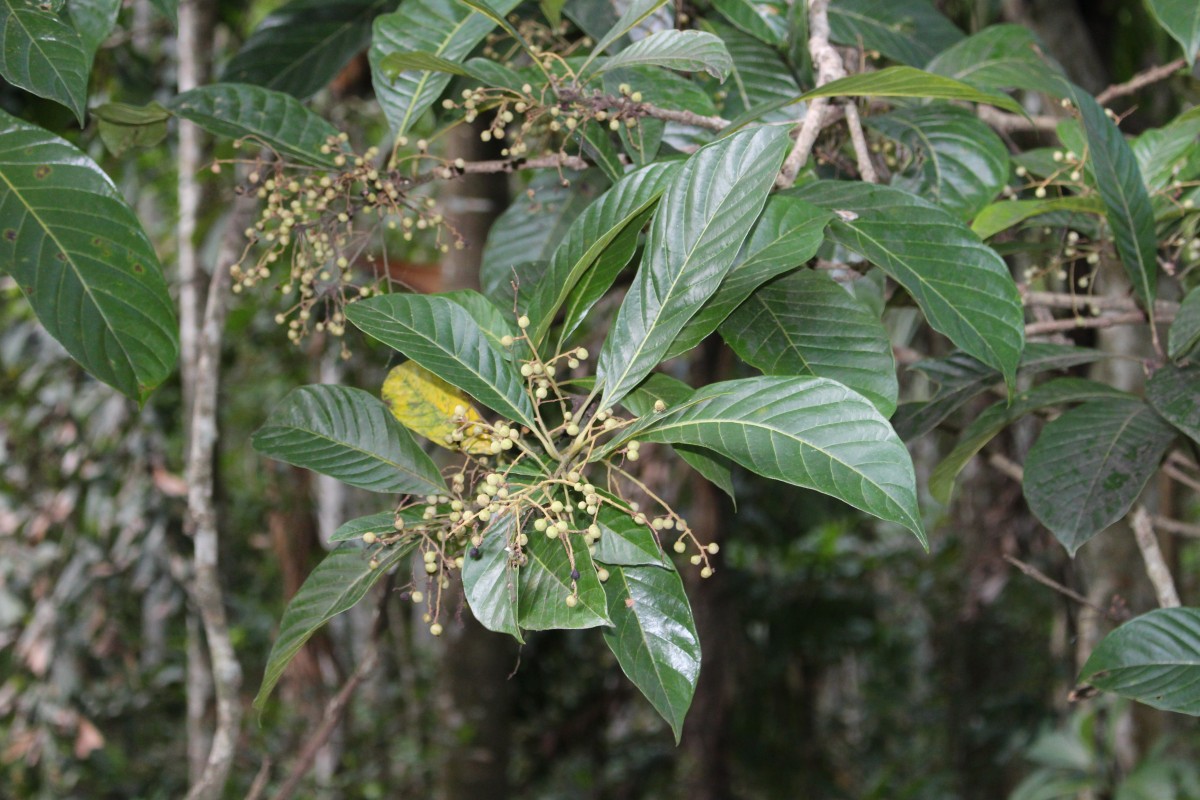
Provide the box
[866,104,1009,221]
[1080,608,1200,716]
[667,196,833,359]
[1132,112,1200,193]
[892,344,1106,439]
[330,511,400,542]
[540,0,564,27]
[1024,399,1176,555]
[925,24,1064,94]
[369,0,519,138]
[1146,364,1200,447]
[254,539,417,709]
[222,0,393,100]
[526,161,680,348]
[1056,82,1158,316]
[575,123,625,182]
[517,529,611,630]
[1146,0,1200,64]
[481,174,592,307]
[148,0,176,23]
[169,83,341,167]
[929,378,1133,503]
[462,512,523,642]
[971,197,1105,240]
[793,66,1025,116]
[0,111,178,400]
[620,373,736,503]
[793,181,1025,392]
[65,0,120,64]
[0,0,89,123]
[593,505,668,567]
[602,563,700,741]
[345,293,538,429]
[597,29,732,80]
[92,101,171,157]
[596,125,791,408]
[705,21,799,123]
[712,0,786,46]
[603,376,927,546]
[1169,287,1200,361]
[379,49,469,77]
[827,0,963,68]
[440,289,518,355]
[252,385,447,494]
[720,270,898,416]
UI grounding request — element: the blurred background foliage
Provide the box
[2,0,1200,797]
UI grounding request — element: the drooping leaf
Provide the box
[369,0,519,138]
[169,83,341,167]
[793,181,1025,391]
[0,0,88,123]
[462,512,524,641]
[222,0,393,100]
[381,361,492,453]
[668,197,832,360]
[1056,82,1159,315]
[1146,0,1200,65]
[620,373,736,502]
[1024,399,1176,555]
[526,161,679,348]
[0,111,178,401]
[704,21,799,123]
[481,175,592,304]
[345,293,538,429]
[867,104,1009,220]
[602,563,700,741]
[828,0,963,67]
[712,0,786,46]
[600,376,927,546]
[596,125,791,407]
[925,23,1063,94]
[596,29,732,79]
[252,385,447,494]
[793,66,1025,116]
[892,344,1106,440]
[517,530,611,630]
[64,0,120,64]
[971,197,1105,240]
[1079,607,1200,715]
[720,270,898,415]
[929,378,1133,503]
[1169,287,1200,361]
[593,505,669,568]
[1146,364,1200,447]
[254,539,417,709]
[91,101,171,157]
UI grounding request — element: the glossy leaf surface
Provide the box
[1146,364,1200,447]
[598,29,732,80]
[0,0,88,122]
[0,111,178,400]
[1080,608,1200,715]
[462,512,523,641]
[517,531,611,630]
[596,126,790,407]
[252,385,447,494]
[346,293,538,429]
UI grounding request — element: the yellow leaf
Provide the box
[382,362,491,453]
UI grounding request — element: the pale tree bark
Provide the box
[177,2,246,798]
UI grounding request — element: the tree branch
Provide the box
[1024,310,1153,336]
[1003,555,1127,622]
[1153,515,1200,538]
[1022,290,1179,317]
[777,0,873,185]
[977,106,1060,134]
[1131,505,1181,608]
[1096,58,1189,105]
